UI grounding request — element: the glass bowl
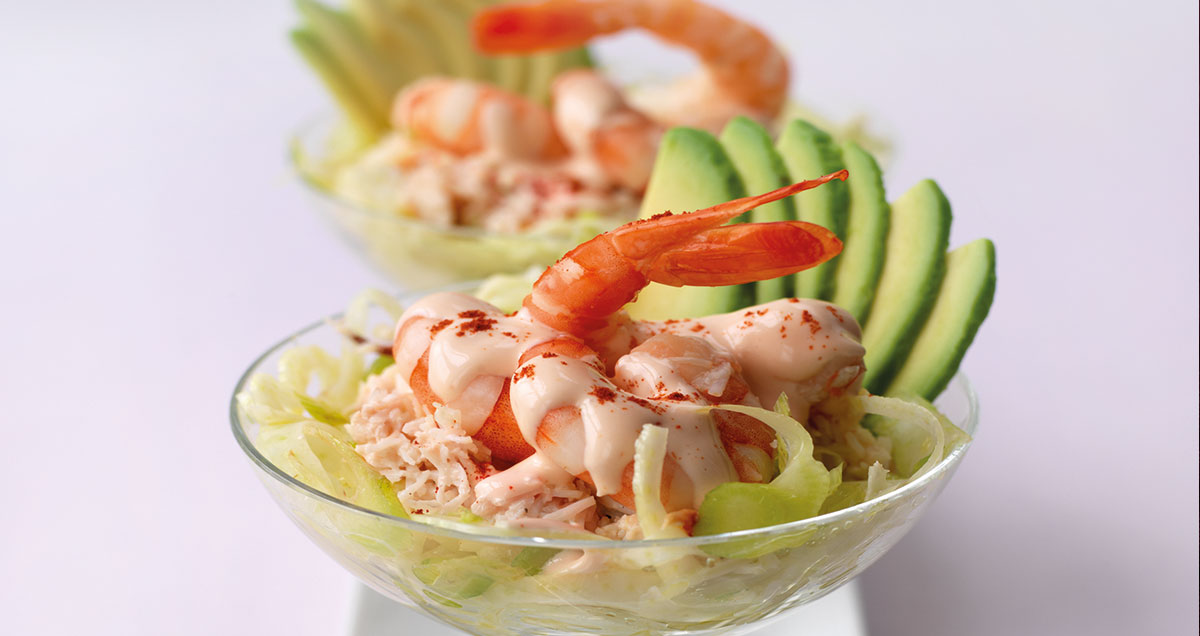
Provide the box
[231,292,978,636]
[291,115,623,290]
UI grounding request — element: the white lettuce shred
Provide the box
[632,424,689,541]
[342,288,407,343]
[857,394,946,484]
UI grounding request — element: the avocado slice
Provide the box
[776,120,849,301]
[348,0,442,79]
[295,0,399,122]
[406,0,480,79]
[831,141,890,323]
[625,128,748,321]
[290,28,385,142]
[861,180,952,393]
[885,238,996,399]
[719,116,797,304]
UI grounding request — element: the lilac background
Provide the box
[2,1,1196,634]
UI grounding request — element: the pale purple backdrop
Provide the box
[1,1,1196,634]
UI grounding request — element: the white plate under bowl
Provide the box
[346,581,866,636]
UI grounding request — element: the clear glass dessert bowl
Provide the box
[231,291,978,636]
[291,115,623,290]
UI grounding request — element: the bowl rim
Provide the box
[230,301,979,550]
[289,112,624,241]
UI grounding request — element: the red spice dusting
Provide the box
[690,324,705,332]
[756,309,768,316]
[664,319,680,325]
[800,310,820,335]
[456,316,497,336]
[647,211,674,221]
[501,331,516,338]
[458,310,487,319]
[788,298,800,303]
[590,386,617,403]
[665,391,689,401]
[826,305,844,322]
[655,381,667,392]
[429,319,453,335]
[628,394,665,414]
[542,352,559,358]
[514,365,535,382]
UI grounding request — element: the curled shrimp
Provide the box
[393,171,847,514]
[474,0,790,131]
[522,170,847,340]
[392,76,567,160]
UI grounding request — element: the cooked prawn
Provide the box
[522,170,847,342]
[392,172,847,514]
[391,76,567,160]
[551,69,662,190]
[474,0,790,131]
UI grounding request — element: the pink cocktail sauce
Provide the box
[393,292,865,511]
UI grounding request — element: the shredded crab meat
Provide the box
[348,366,495,514]
[594,513,644,541]
[348,365,599,522]
[470,456,597,526]
[334,133,638,233]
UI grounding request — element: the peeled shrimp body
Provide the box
[392,77,567,160]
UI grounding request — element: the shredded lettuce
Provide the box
[343,288,406,343]
[819,394,967,514]
[858,394,945,483]
[632,424,689,540]
[278,344,364,413]
[238,374,310,427]
[257,420,406,517]
[693,397,835,538]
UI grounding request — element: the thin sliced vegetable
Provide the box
[632,424,689,540]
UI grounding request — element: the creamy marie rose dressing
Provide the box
[648,299,866,422]
[393,293,865,515]
[508,352,736,508]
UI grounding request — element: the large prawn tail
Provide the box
[609,169,848,258]
[634,171,849,285]
[646,221,843,287]
[473,0,629,54]
[525,170,848,334]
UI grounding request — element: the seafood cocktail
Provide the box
[292,0,845,286]
[235,173,982,634]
